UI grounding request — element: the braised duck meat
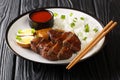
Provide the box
[30,29,81,61]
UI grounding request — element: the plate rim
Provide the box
[5,7,105,64]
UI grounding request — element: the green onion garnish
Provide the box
[93,28,98,32]
[16,36,22,41]
[61,15,66,19]
[84,24,90,32]
[70,22,75,28]
[54,13,58,17]
[80,17,85,20]
[31,29,35,34]
[73,17,78,22]
[83,37,87,41]
[18,29,22,34]
[70,13,73,17]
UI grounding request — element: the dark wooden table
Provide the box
[1,0,120,80]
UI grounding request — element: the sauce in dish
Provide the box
[29,10,54,30]
[30,11,52,23]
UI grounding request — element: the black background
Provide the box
[0,0,120,80]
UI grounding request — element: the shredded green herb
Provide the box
[70,22,75,28]
[70,13,73,17]
[93,28,98,32]
[83,37,87,41]
[61,15,66,19]
[54,13,58,17]
[16,36,22,41]
[80,17,85,20]
[84,24,90,32]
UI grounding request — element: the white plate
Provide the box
[6,7,105,64]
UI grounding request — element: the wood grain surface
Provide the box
[0,0,120,80]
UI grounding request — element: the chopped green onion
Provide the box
[93,28,98,32]
[18,29,22,34]
[84,24,90,32]
[73,17,78,22]
[61,15,66,19]
[16,36,22,41]
[54,13,58,17]
[31,29,35,34]
[80,17,84,20]
[70,22,75,28]
[83,37,87,41]
[70,13,73,17]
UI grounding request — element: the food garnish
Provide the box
[84,24,90,32]
[93,28,98,32]
[73,17,77,22]
[80,17,85,20]
[70,22,75,28]
[70,13,73,17]
[61,15,66,20]
[82,37,87,41]
[54,12,58,17]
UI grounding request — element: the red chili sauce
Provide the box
[30,11,52,23]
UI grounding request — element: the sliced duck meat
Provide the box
[41,42,61,60]
[57,46,73,60]
[48,29,63,42]
[30,37,44,52]
[55,32,72,42]
[63,33,81,52]
[30,29,81,61]
[37,39,50,55]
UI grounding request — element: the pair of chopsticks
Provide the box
[66,20,118,70]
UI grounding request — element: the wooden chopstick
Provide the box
[66,20,117,70]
